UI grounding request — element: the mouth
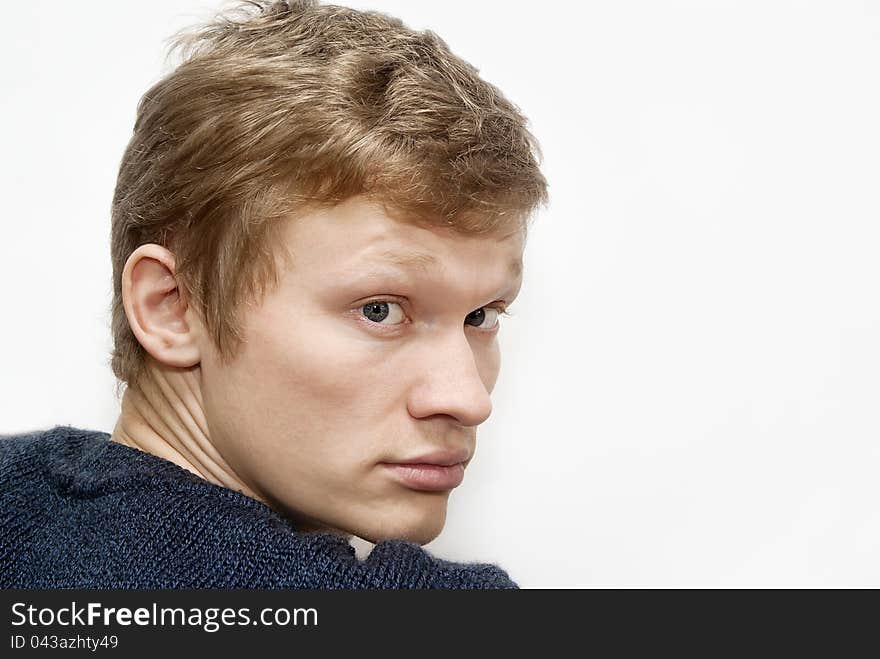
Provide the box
[380,461,467,492]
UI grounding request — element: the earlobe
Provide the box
[122,244,201,369]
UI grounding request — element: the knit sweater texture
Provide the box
[0,425,518,589]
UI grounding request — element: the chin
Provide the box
[355,502,448,546]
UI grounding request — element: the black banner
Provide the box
[0,589,872,654]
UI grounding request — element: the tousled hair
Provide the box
[109,0,548,393]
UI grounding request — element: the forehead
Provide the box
[359,245,523,279]
[283,197,525,279]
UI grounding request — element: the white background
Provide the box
[1,1,879,587]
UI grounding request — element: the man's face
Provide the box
[194,195,524,544]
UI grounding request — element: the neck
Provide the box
[111,361,259,499]
[110,359,350,539]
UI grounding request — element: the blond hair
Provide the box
[109,0,548,391]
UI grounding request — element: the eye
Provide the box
[360,300,406,326]
[465,306,506,331]
[358,299,510,333]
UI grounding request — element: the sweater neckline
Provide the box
[48,424,300,528]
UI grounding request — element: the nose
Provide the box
[406,330,494,427]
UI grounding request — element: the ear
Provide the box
[121,243,201,368]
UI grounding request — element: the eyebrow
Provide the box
[370,249,523,278]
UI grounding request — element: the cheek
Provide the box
[229,303,403,431]
[200,303,405,490]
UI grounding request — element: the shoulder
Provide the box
[0,424,84,466]
[0,424,194,500]
[0,426,357,587]
[360,539,520,589]
[0,425,109,501]
[0,425,286,587]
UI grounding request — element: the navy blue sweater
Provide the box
[0,425,518,589]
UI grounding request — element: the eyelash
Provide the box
[356,296,512,334]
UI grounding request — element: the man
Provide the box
[1,0,547,588]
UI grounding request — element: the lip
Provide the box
[382,462,466,492]
[381,448,471,491]
[396,448,471,467]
